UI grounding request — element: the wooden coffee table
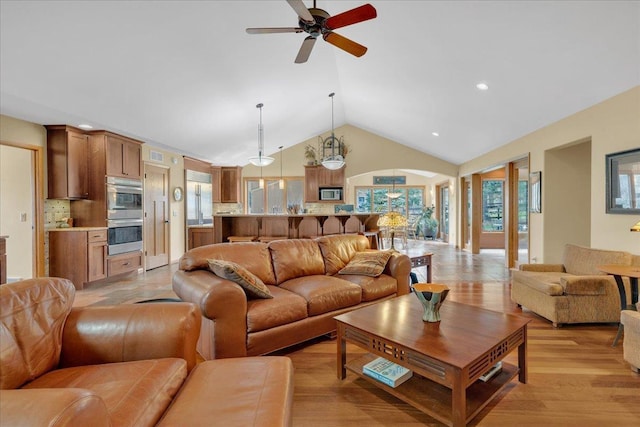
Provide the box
[335,295,530,427]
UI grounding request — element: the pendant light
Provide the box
[278,146,285,190]
[248,103,274,167]
[387,169,402,199]
[320,93,345,170]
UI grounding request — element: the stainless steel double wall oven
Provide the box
[106,177,143,255]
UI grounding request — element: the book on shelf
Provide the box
[362,357,413,388]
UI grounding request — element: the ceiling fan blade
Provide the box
[295,36,316,64]
[323,32,367,57]
[246,27,303,34]
[324,4,377,30]
[286,0,315,24]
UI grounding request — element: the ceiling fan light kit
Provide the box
[249,103,275,167]
[246,0,377,64]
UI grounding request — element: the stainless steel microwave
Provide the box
[319,188,342,201]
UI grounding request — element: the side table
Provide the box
[598,264,640,347]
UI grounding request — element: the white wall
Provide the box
[0,115,47,278]
[0,145,34,279]
[459,86,640,260]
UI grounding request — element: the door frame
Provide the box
[0,141,45,277]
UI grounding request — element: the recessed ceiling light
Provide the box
[476,82,489,91]
[432,132,439,137]
[78,124,93,130]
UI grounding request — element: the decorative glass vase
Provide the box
[412,284,450,322]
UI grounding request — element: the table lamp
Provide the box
[377,211,408,251]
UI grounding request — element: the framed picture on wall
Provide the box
[530,171,541,213]
[606,148,640,214]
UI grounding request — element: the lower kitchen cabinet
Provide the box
[107,251,142,276]
[49,228,107,290]
[49,228,141,289]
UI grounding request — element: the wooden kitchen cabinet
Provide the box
[88,131,142,181]
[105,133,142,179]
[211,166,222,203]
[188,226,214,249]
[87,230,108,282]
[304,166,320,203]
[221,166,242,203]
[46,125,89,199]
[304,165,345,203]
[318,166,345,187]
[49,228,107,290]
[107,251,142,276]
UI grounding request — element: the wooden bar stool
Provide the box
[257,236,287,243]
[227,236,257,243]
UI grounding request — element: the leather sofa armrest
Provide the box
[173,269,249,358]
[0,388,110,427]
[385,252,412,295]
[60,302,201,371]
[520,263,565,272]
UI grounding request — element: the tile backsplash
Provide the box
[44,199,71,229]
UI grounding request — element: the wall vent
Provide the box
[150,150,164,163]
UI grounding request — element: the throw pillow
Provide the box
[338,251,393,277]
[207,259,273,299]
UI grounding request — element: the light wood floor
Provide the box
[75,240,640,426]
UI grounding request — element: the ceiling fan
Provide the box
[246,0,377,64]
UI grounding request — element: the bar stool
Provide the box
[257,236,287,243]
[362,230,381,249]
[227,236,257,243]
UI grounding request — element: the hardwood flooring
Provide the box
[74,240,640,426]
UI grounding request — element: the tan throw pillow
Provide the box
[207,259,273,299]
[338,251,393,277]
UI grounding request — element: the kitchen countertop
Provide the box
[48,227,108,232]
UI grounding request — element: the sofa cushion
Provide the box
[316,235,371,275]
[246,286,308,333]
[279,275,362,316]
[156,357,294,427]
[560,276,613,296]
[180,242,277,285]
[0,277,75,390]
[338,251,392,277]
[269,239,326,284]
[511,270,571,296]
[338,274,397,301]
[563,244,632,275]
[24,358,187,427]
[208,259,272,299]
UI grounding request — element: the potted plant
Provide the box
[304,144,317,165]
[414,205,439,240]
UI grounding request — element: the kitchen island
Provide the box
[212,213,380,244]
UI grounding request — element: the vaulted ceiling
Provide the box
[1,1,638,167]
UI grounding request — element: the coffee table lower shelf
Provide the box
[345,353,519,426]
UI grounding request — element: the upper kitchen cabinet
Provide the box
[88,131,143,180]
[211,166,221,203]
[221,166,242,203]
[46,125,89,199]
[304,165,345,203]
[318,166,345,187]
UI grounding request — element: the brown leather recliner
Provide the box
[0,277,295,427]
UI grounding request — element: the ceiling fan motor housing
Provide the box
[300,8,330,38]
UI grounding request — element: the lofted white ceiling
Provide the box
[1,1,638,167]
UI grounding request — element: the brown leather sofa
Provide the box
[0,277,294,426]
[173,234,412,360]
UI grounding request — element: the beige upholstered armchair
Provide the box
[621,303,640,372]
